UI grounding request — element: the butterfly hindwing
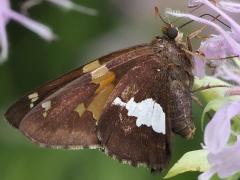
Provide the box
[97,58,171,171]
[5,44,154,149]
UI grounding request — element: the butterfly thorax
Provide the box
[151,37,193,82]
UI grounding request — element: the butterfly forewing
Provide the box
[5,43,154,149]
[5,44,151,129]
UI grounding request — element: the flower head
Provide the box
[0,0,55,63]
[167,0,240,78]
[167,1,240,179]
[189,0,240,13]
[200,33,237,60]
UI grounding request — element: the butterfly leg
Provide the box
[191,94,203,108]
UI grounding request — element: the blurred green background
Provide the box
[0,0,203,179]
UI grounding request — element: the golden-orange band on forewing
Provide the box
[91,65,115,93]
[74,65,115,122]
[87,84,115,122]
[74,103,86,118]
[91,65,109,79]
[82,60,101,73]
[74,84,114,123]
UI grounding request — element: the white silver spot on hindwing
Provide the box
[113,97,166,134]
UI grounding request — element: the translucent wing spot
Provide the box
[28,92,38,100]
[28,92,39,108]
[74,84,114,123]
[41,100,52,118]
[74,103,86,117]
[91,65,109,80]
[92,71,115,93]
[113,97,166,134]
[83,60,101,73]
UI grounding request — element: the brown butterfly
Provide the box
[5,19,195,171]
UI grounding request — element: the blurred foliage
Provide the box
[0,0,203,180]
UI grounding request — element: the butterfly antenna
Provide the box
[155,6,170,25]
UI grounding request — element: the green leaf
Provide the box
[232,116,240,134]
[164,150,210,179]
[201,96,240,129]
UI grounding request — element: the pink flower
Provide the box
[166,0,240,78]
[166,2,240,55]
[189,0,240,13]
[0,0,55,63]
[199,101,240,179]
[199,33,237,60]
[168,1,240,179]
[193,56,206,78]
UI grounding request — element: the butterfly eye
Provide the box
[166,27,179,40]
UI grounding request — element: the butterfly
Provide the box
[5,20,195,172]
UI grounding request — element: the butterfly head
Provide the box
[154,7,183,42]
[162,24,183,42]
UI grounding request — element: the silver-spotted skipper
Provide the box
[5,15,195,171]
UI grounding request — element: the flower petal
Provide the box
[204,101,240,153]
[204,104,230,153]
[188,0,201,7]
[208,137,240,178]
[200,34,235,60]
[5,10,56,41]
[47,0,98,16]
[0,19,8,63]
[193,56,206,78]
[166,10,240,56]
[199,0,240,35]
[0,0,10,10]
[198,167,216,180]
[219,0,240,13]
